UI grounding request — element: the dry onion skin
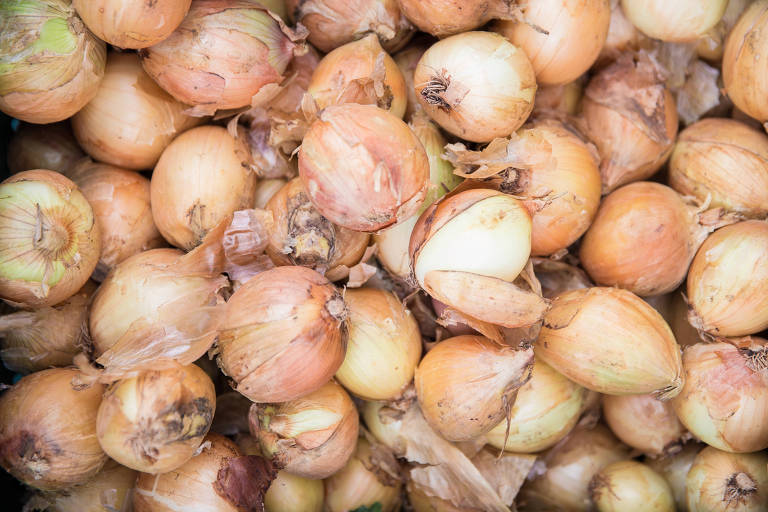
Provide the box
[396,0,515,37]
[217,266,347,403]
[687,221,768,337]
[596,1,651,66]
[263,470,324,512]
[686,447,768,512]
[298,103,429,232]
[589,460,675,512]
[621,0,728,42]
[0,170,101,309]
[72,0,191,49]
[0,0,106,124]
[254,178,287,209]
[151,125,257,250]
[414,31,536,143]
[603,394,687,456]
[7,122,85,177]
[646,442,703,512]
[669,118,768,218]
[0,368,106,491]
[696,0,753,61]
[533,80,584,116]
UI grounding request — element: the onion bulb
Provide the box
[414,31,536,143]
[697,0,753,61]
[596,1,651,66]
[0,368,106,491]
[534,259,593,299]
[621,0,727,42]
[0,0,106,124]
[7,122,85,176]
[533,80,584,116]
[249,380,359,479]
[393,42,428,120]
[646,442,703,512]
[254,178,287,209]
[686,447,768,512]
[603,394,687,456]
[264,470,324,512]
[396,0,515,37]
[589,460,675,511]
[687,221,768,337]
[537,287,683,397]
[492,0,610,86]
[217,266,347,403]
[72,0,191,49]
[0,170,100,308]
[151,125,257,250]
[298,103,429,232]
[670,118,768,218]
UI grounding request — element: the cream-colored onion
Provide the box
[533,80,584,116]
[151,125,257,250]
[687,221,768,336]
[396,0,515,37]
[0,170,100,308]
[621,0,727,42]
[603,394,686,456]
[646,442,703,512]
[393,41,427,120]
[589,460,675,512]
[537,287,683,397]
[596,1,651,66]
[696,0,752,61]
[264,470,324,512]
[7,122,85,176]
[414,31,536,143]
[254,178,287,209]
[686,447,768,512]
[0,368,106,491]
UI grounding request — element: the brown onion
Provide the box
[621,0,728,42]
[603,394,687,456]
[396,0,515,37]
[7,122,85,176]
[589,460,675,511]
[646,442,703,512]
[686,447,768,512]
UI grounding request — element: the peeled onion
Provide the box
[396,0,515,37]
[589,460,675,511]
[686,447,768,512]
[264,470,324,512]
[646,442,703,512]
[7,122,85,176]
[621,0,728,42]
[603,394,686,456]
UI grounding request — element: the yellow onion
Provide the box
[687,221,768,336]
[7,122,85,176]
[71,162,165,281]
[0,368,106,491]
[151,125,257,250]
[396,0,515,37]
[134,433,276,512]
[670,118,768,217]
[582,52,678,193]
[72,52,200,171]
[287,0,414,53]
[0,170,100,308]
[217,266,347,403]
[249,380,359,479]
[298,103,429,232]
[621,0,727,42]
[646,442,703,512]
[492,0,610,86]
[0,281,94,374]
[335,288,421,400]
[308,34,407,117]
[264,470,324,512]
[415,335,534,441]
[673,340,768,453]
[73,0,191,49]
[603,394,687,456]
[686,447,768,512]
[254,178,287,209]
[0,0,106,124]
[414,31,536,143]
[589,460,675,512]
[596,1,651,66]
[393,41,428,120]
[96,364,216,474]
[697,0,753,61]
[533,80,584,116]
[537,287,683,397]
[484,358,590,453]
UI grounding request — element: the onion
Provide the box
[582,52,678,193]
[686,447,768,512]
[492,0,610,86]
[308,34,407,117]
[249,380,359,479]
[621,0,727,42]
[393,41,428,120]
[72,52,200,171]
[298,103,429,232]
[140,0,306,115]
[415,335,534,441]
[217,266,347,403]
[484,358,589,453]
[534,259,593,299]
[0,170,100,308]
[7,122,85,176]
[151,125,257,250]
[687,221,768,337]
[603,394,687,456]
[396,0,515,37]
[646,442,703,512]
[0,368,106,491]
[537,287,683,397]
[596,1,651,66]
[72,0,191,49]
[533,81,584,116]
[589,460,675,511]
[697,0,752,61]
[669,118,768,218]
[431,298,476,337]
[265,470,324,512]
[134,433,276,512]
[414,31,536,143]
[0,0,106,124]
[254,179,287,209]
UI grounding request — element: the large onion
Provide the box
[603,394,687,456]
[686,447,768,512]
[7,122,85,176]
[589,460,675,511]
[621,0,728,42]
[396,0,515,37]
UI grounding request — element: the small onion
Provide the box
[249,380,359,479]
[414,31,536,143]
[254,178,287,209]
[621,0,728,42]
[298,103,429,232]
[686,447,768,512]
[603,394,687,456]
[646,442,703,512]
[0,368,106,491]
[393,41,428,120]
[151,125,257,250]
[589,460,675,512]
[265,470,324,512]
[687,221,768,337]
[596,1,651,66]
[7,122,85,176]
[396,0,514,37]
[0,0,106,124]
[415,335,534,441]
[217,266,347,403]
[0,170,100,308]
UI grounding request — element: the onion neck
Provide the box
[724,472,757,505]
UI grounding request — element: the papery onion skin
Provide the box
[646,442,703,512]
[589,460,675,512]
[396,0,512,37]
[254,178,287,209]
[414,31,536,143]
[7,122,85,176]
[407,480,475,512]
[72,52,200,171]
[687,221,768,337]
[298,103,429,232]
[603,394,687,456]
[0,368,106,491]
[0,0,106,124]
[151,125,257,250]
[596,1,650,67]
[696,0,752,61]
[621,0,728,42]
[686,447,768,512]
[0,170,101,308]
[533,81,584,116]
[264,470,324,512]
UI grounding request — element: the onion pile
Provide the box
[7,122,85,176]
